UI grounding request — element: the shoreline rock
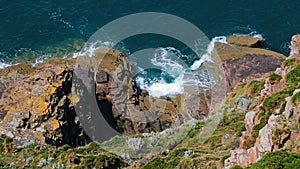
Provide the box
[227,35,264,48]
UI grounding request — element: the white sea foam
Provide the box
[34,54,52,66]
[233,31,264,40]
[191,36,227,70]
[131,36,230,98]
[0,62,11,69]
[135,75,184,98]
[72,41,129,58]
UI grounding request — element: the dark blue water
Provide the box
[0,0,299,64]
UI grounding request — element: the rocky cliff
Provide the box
[0,35,298,168]
[224,34,300,168]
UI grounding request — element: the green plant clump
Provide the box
[247,80,265,96]
[283,58,297,67]
[268,73,282,83]
[263,86,295,113]
[292,92,300,104]
[286,63,300,86]
[247,150,300,169]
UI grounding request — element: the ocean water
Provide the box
[1,0,299,96]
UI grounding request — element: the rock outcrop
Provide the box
[224,34,300,168]
[289,35,300,58]
[225,115,279,168]
[0,35,289,148]
[213,38,286,92]
[0,60,90,147]
[227,35,264,48]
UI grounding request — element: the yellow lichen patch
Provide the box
[32,96,49,115]
[49,119,60,131]
[47,85,57,94]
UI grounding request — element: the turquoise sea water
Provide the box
[1,0,299,61]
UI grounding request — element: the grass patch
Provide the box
[142,149,185,169]
[283,58,298,67]
[246,80,265,96]
[235,122,246,137]
[269,73,282,83]
[292,92,300,104]
[247,150,300,169]
[286,63,300,86]
[262,86,295,113]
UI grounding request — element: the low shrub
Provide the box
[247,150,300,169]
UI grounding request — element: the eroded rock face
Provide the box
[0,64,35,97]
[213,42,285,92]
[289,35,300,58]
[225,115,278,168]
[0,36,290,149]
[0,62,90,147]
[86,47,209,136]
[224,35,300,169]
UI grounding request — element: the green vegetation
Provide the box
[262,86,294,113]
[292,92,300,104]
[246,80,265,96]
[283,58,298,67]
[141,149,186,169]
[221,154,231,166]
[0,137,127,168]
[236,122,246,137]
[268,72,282,83]
[247,150,300,169]
[286,63,300,86]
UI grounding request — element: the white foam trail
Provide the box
[191,36,227,70]
[151,47,186,78]
[34,54,52,65]
[0,62,11,69]
[72,41,116,58]
[72,41,129,58]
[233,31,264,39]
[135,74,184,98]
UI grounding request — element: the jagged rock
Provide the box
[0,62,90,147]
[289,35,300,58]
[225,115,278,168]
[245,111,256,133]
[227,35,264,48]
[222,134,232,144]
[0,64,35,97]
[256,115,278,152]
[283,97,293,120]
